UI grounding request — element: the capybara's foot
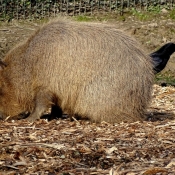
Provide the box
[26,114,40,123]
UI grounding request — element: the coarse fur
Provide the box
[0,19,154,123]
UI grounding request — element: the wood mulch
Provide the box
[0,85,175,175]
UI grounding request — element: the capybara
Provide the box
[150,42,175,74]
[0,19,154,123]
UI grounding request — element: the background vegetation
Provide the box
[1,0,175,21]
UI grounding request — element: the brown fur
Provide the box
[0,19,154,123]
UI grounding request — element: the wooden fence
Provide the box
[0,0,175,20]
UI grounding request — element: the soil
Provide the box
[0,12,175,175]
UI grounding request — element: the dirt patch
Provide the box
[0,21,39,59]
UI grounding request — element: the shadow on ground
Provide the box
[146,111,175,122]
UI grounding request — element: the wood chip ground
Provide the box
[0,85,175,175]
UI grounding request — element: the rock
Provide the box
[161,8,168,14]
[148,23,158,28]
[162,37,167,43]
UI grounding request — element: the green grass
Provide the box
[127,7,175,21]
[73,7,175,23]
[73,15,95,22]
[155,71,175,86]
[169,8,175,19]
[129,6,162,21]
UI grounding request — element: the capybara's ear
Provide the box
[0,61,7,71]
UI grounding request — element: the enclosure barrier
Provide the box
[0,0,175,20]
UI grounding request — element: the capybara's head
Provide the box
[0,60,24,119]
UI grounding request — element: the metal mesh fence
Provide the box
[0,0,175,20]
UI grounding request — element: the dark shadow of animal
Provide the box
[145,111,175,122]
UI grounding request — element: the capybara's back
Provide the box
[0,19,154,123]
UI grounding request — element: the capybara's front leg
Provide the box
[26,90,53,122]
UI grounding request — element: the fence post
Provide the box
[66,0,68,14]
[60,0,62,15]
[133,0,136,10]
[109,0,112,12]
[98,0,100,13]
[145,0,148,11]
[4,0,7,18]
[104,0,106,11]
[79,0,81,15]
[140,0,142,10]
[91,0,93,15]
[53,0,56,17]
[73,0,75,16]
[127,0,130,9]
[115,0,118,12]
[171,0,173,9]
[16,0,19,19]
[48,1,50,17]
[41,2,44,18]
[120,0,124,15]
[84,0,86,14]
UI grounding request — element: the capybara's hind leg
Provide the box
[26,89,53,122]
[40,105,63,121]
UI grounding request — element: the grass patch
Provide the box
[2,7,175,24]
[73,15,95,22]
[130,9,150,21]
[129,6,162,21]
[169,8,175,19]
[127,7,175,21]
[155,71,175,86]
